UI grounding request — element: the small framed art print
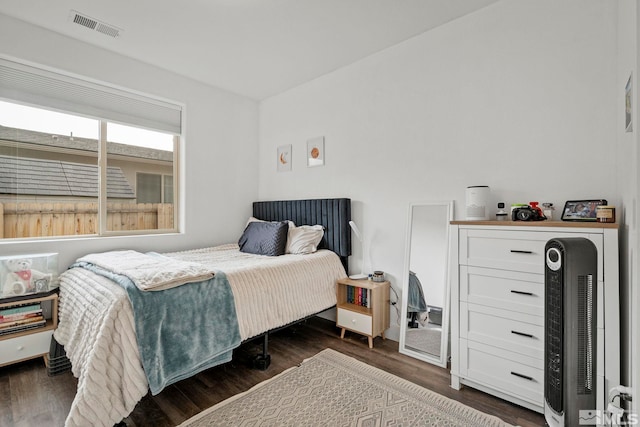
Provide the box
[277,144,292,172]
[626,73,633,133]
[307,136,324,167]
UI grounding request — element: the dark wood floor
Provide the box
[0,317,545,427]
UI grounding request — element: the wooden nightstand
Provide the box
[0,292,58,367]
[336,277,390,348]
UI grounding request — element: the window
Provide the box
[136,173,174,204]
[163,175,174,204]
[137,173,162,204]
[0,57,182,240]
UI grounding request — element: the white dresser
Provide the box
[449,220,619,414]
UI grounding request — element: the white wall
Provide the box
[617,0,640,412]
[0,14,259,268]
[259,1,618,341]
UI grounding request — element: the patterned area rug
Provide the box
[179,348,513,427]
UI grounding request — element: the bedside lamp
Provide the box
[349,220,367,279]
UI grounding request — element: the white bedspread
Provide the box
[54,268,148,427]
[55,244,346,427]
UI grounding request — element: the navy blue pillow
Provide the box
[238,221,289,256]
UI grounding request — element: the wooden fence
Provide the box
[0,202,174,239]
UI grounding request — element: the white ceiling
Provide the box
[0,0,499,100]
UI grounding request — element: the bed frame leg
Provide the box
[251,332,271,370]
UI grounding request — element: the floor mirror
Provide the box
[399,201,453,368]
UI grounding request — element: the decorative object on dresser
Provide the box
[399,201,453,368]
[449,220,619,417]
[496,202,509,221]
[465,185,490,220]
[178,348,513,427]
[596,205,616,224]
[512,202,546,221]
[336,277,390,348]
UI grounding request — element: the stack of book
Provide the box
[0,302,46,336]
[346,285,371,308]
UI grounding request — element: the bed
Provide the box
[53,198,351,427]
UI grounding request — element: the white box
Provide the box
[0,253,59,300]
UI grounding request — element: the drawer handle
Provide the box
[16,345,24,351]
[510,249,533,254]
[511,371,534,381]
[510,290,533,296]
[511,330,534,338]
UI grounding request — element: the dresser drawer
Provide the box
[337,308,372,336]
[0,330,53,366]
[461,302,543,359]
[460,229,602,276]
[460,266,544,316]
[460,339,543,407]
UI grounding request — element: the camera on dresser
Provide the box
[511,202,546,221]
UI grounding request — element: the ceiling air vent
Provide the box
[68,10,122,38]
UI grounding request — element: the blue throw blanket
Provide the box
[72,261,241,395]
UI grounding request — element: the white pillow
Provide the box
[286,225,324,254]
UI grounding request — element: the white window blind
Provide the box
[0,57,182,134]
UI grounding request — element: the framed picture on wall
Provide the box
[307,136,324,167]
[277,144,292,172]
[626,73,633,133]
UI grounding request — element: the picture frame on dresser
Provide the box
[560,199,607,221]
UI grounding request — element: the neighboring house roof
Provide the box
[0,155,135,199]
[0,125,173,162]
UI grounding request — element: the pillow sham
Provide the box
[286,224,325,254]
[238,221,289,256]
[246,216,264,226]
[246,216,295,229]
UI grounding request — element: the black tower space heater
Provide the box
[544,238,597,427]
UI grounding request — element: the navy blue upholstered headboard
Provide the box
[252,198,351,271]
